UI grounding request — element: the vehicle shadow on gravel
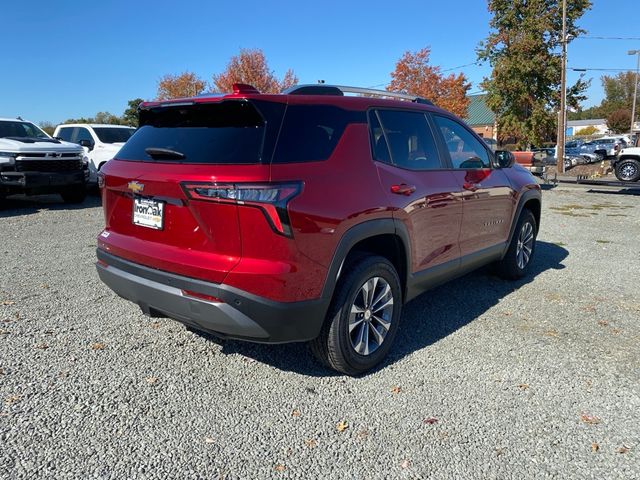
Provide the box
[0,193,101,218]
[197,241,568,377]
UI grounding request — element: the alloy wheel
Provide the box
[516,222,534,269]
[348,277,394,356]
[619,163,638,181]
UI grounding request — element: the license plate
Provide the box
[132,197,164,230]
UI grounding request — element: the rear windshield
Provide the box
[93,127,134,144]
[116,101,273,164]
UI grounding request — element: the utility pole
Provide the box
[556,0,567,174]
[629,50,640,137]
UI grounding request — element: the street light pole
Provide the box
[629,50,640,137]
[556,0,567,174]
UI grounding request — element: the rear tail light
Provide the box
[181,182,302,237]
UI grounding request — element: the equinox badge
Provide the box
[128,181,144,194]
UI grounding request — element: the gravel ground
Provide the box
[0,187,638,479]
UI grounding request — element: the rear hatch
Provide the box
[98,98,286,283]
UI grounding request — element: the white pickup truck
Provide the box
[0,117,88,203]
[53,124,135,183]
[612,145,640,182]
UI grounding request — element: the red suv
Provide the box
[96,84,541,374]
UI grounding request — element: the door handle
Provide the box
[391,184,416,196]
[463,182,480,192]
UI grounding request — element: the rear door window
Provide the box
[371,109,443,170]
[272,105,363,163]
[117,101,280,164]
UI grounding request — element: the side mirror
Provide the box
[495,150,515,168]
[79,139,94,151]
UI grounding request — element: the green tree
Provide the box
[39,121,56,136]
[122,98,144,127]
[606,109,631,133]
[477,0,591,148]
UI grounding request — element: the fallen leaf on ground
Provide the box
[518,384,529,390]
[274,464,286,472]
[336,420,348,432]
[34,343,49,350]
[591,443,599,452]
[580,413,601,425]
[391,386,401,394]
[400,459,410,469]
[291,409,301,417]
[611,329,621,335]
[304,439,317,448]
[150,322,161,329]
[495,447,505,456]
[544,329,558,337]
[616,445,630,454]
[1,301,15,306]
[91,342,105,350]
[357,429,369,439]
[597,320,609,327]
[424,417,438,425]
[146,376,158,385]
[5,395,21,405]
[204,437,215,444]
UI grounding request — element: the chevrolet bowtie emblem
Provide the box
[127,181,144,194]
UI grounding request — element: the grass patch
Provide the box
[596,240,611,244]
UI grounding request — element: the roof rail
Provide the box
[283,84,434,105]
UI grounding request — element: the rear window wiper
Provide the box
[144,147,186,160]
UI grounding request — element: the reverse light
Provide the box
[181,182,302,237]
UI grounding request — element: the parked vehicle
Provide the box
[53,124,135,183]
[611,145,640,182]
[580,138,624,158]
[513,151,546,176]
[0,117,88,203]
[95,83,542,374]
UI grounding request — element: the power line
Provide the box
[577,35,640,41]
[570,67,636,72]
[365,61,482,89]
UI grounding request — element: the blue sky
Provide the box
[3,0,639,124]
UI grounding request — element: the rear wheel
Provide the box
[614,158,640,182]
[310,255,402,375]
[495,209,537,280]
[60,186,86,204]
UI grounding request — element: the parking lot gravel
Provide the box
[0,186,638,479]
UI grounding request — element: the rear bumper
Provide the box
[96,249,328,343]
[0,170,85,194]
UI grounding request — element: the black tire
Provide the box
[614,158,640,182]
[60,186,87,204]
[495,209,537,280]
[310,255,402,375]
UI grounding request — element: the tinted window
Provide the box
[0,121,49,139]
[118,101,270,164]
[374,110,442,170]
[272,105,363,163]
[56,127,74,142]
[93,127,134,144]
[75,127,93,144]
[433,115,490,169]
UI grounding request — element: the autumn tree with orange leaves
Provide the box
[212,48,298,94]
[387,48,470,118]
[156,72,207,100]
